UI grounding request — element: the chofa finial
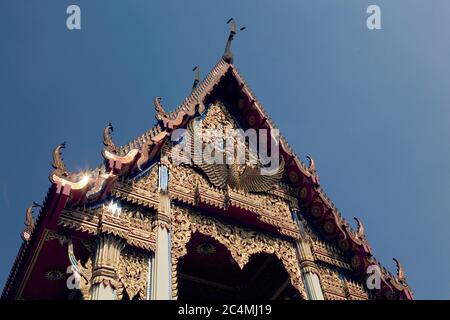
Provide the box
[222,18,246,64]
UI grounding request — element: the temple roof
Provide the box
[2,45,413,300]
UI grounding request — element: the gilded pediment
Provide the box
[168,101,285,194]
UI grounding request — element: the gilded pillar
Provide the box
[293,212,325,300]
[152,163,172,300]
[296,239,324,300]
[90,235,125,300]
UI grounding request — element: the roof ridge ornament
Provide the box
[21,202,41,241]
[306,155,320,187]
[154,97,168,121]
[52,142,68,177]
[137,139,155,172]
[192,66,200,91]
[222,18,246,64]
[393,258,406,283]
[353,217,366,240]
[103,122,118,154]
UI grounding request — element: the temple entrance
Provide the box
[177,232,301,300]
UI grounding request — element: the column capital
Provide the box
[92,234,125,290]
[154,192,172,231]
[299,259,320,275]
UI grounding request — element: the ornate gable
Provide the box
[3,50,412,300]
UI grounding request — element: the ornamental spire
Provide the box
[222,18,246,64]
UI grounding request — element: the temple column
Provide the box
[292,211,325,300]
[152,163,172,300]
[90,235,125,300]
[296,239,324,300]
[146,254,154,300]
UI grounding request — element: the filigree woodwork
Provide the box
[317,265,346,300]
[170,206,307,300]
[116,247,149,300]
[166,157,299,238]
[184,102,284,193]
[316,264,369,300]
[58,204,156,252]
[311,239,351,270]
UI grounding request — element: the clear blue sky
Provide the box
[1,0,449,299]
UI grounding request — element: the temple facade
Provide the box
[2,23,413,300]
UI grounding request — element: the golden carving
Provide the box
[67,238,93,300]
[22,203,40,242]
[58,204,156,252]
[51,143,68,177]
[316,264,369,300]
[44,230,69,246]
[311,239,351,270]
[91,235,125,289]
[166,156,299,238]
[116,248,149,300]
[170,206,307,300]
[103,122,118,154]
[184,103,285,193]
[317,265,346,300]
[345,279,369,300]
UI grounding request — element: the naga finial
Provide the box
[307,156,316,173]
[354,217,366,240]
[306,155,320,186]
[136,140,155,172]
[22,202,41,241]
[52,142,68,177]
[393,258,406,282]
[154,97,168,121]
[222,18,246,64]
[103,122,118,153]
[192,66,200,91]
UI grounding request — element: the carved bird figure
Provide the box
[186,120,284,193]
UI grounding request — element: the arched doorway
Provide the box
[177,232,302,299]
